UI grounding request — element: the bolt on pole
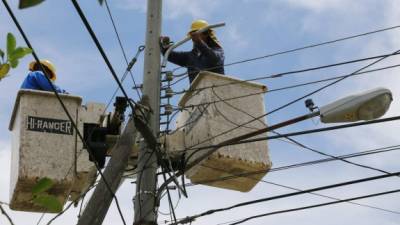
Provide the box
[134,0,162,225]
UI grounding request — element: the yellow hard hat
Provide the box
[188,19,210,34]
[29,59,57,81]
[188,19,221,47]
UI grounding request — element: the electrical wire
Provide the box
[0,203,15,225]
[45,201,75,225]
[104,0,142,99]
[196,164,400,217]
[224,189,400,225]
[161,166,178,224]
[70,0,138,116]
[1,0,134,224]
[173,61,400,112]
[173,52,400,95]
[207,88,400,182]
[179,48,400,155]
[184,115,400,153]
[180,144,400,188]
[36,213,45,225]
[103,45,145,114]
[169,170,400,225]
[171,24,400,78]
[266,63,400,93]
[3,0,127,216]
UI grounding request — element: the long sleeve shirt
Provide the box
[164,41,225,83]
[21,71,67,93]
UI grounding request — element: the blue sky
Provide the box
[1,0,400,224]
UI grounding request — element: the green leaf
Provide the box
[0,63,10,80]
[32,177,54,195]
[9,47,32,61]
[0,49,4,60]
[9,59,19,68]
[32,194,62,213]
[98,0,104,5]
[6,33,16,58]
[19,0,46,9]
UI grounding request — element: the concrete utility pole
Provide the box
[77,119,137,225]
[134,0,162,224]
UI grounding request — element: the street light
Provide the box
[319,87,393,123]
[158,87,394,197]
[186,87,394,170]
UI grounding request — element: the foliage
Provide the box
[19,0,45,9]
[31,177,63,213]
[0,33,32,81]
[19,0,104,9]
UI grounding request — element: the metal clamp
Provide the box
[127,45,145,71]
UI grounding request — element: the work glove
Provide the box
[160,36,172,51]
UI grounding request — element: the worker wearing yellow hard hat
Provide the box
[160,19,225,83]
[21,60,67,93]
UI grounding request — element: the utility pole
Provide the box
[76,119,137,225]
[134,0,162,224]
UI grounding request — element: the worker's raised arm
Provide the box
[160,36,190,67]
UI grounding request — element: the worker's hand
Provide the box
[190,32,202,43]
[160,36,172,49]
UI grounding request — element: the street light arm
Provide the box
[156,110,320,200]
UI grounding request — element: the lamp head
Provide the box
[320,88,393,123]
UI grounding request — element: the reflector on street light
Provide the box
[320,88,393,123]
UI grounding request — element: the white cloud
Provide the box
[223,24,249,50]
[282,0,354,12]
[117,0,221,19]
[2,1,400,224]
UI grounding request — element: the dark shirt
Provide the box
[165,41,225,83]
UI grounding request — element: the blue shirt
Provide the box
[21,71,66,93]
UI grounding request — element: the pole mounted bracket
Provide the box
[133,95,157,150]
[133,221,158,225]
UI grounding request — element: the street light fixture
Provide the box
[158,87,394,197]
[189,87,394,170]
[319,87,393,123]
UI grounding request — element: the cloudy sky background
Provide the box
[1,0,400,224]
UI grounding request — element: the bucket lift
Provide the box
[8,90,128,212]
[165,71,272,192]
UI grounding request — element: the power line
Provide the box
[170,24,400,78]
[202,86,400,180]
[272,129,397,176]
[180,48,400,154]
[266,64,400,93]
[224,189,400,225]
[0,203,15,225]
[71,0,136,115]
[172,61,400,112]
[177,89,400,219]
[1,1,129,224]
[198,164,400,217]
[104,0,143,99]
[170,170,400,225]
[103,45,145,114]
[181,145,400,187]
[173,52,400,95]
[184,115,400,153]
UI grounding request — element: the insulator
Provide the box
[165,71,173,81]
[163,104,173,115]
[164,88,174,98]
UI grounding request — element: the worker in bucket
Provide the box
[21,60,67,93]
[160,19,225,83]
